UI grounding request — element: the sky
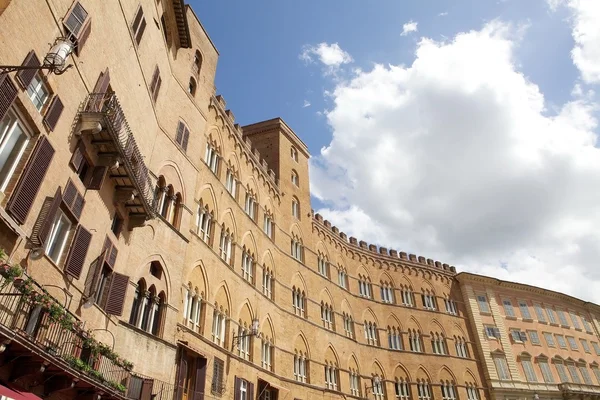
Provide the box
[191,0,600,302]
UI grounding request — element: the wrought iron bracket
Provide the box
[0,64,73,76]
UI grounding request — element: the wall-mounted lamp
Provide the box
[1,37,74,75]
[365,376,382,398]
[232,318,259,348]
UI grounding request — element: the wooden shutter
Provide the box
[69,141,86,172]
[132,7,147,45]
[175,349,188,400]
[77,19,92,55]
[85,166,107,190]
[0,74,18,121]
[182,126,189,151]
[233,377,241,400]
[247,382,254,400]
[16,51,41,88]
[63,179,85,221]
[43,96,64,131]
[93,69,111,94]
[83,251,103,297]
[192,358,207,400]
[7,136,55,224]
[175,121,184,145]
[64,225,92,279]
[101,236,118,269]
[150,66,161,102]
[35,187,62,247]
[140,378,154,400]
[104,272,129,315]
[136,18,147,45]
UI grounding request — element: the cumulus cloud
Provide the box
[551,0,600,83]
[311,21,600,302]
[303,100,311,108]
[300,42,353,75]
[401,20,419,36]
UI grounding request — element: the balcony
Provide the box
[559,383,600,398]
[77,93,156,228]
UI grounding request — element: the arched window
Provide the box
[337,266,348,289]
[292,286,306,317]
[193,50,202,75]
[380,281,394,303]
[388,326,402,350]
[343,313,354,338]
[154,176,182,228]
[321,302,334,330]
[291,236,303,262]
[350,368,361,396]
[241,249,254,284]
[196,202,213,243]
[188,77,197,96]
[364,321,378,346]
[291,170,299,186]
[183,284,202,333]
[440,381,457,400]
[317,254,329,278]
[400,285,414,306]
[395,378,410,399]
[291,197,300,219]
[211,308,228,347]
[409,329,422,352]
[262,266,274,300]
[219,226,233,265]
[261,336,274,371]
[290,146,298,162]
[455,336,469,358]
[293,351,308,383]
[129,279,146,327]
[431,332,447,354]
[372,375,385,399]
[324,362,338,390]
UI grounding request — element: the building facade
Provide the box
[0,1,597,400]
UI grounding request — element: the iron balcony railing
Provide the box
[81,93,156,219]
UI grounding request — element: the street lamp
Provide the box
[365,375,382,398]
[232,318,260,348]
[0,37,74,75]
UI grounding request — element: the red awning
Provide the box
[0,384,43,400]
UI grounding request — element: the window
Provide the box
[440,382,456,400]
[401,287,414,307]
[241,250,254,284]
[292,287,305,317]
[538,359,554,383]
[154,177,182,227]
[417,381,431,400]
[204,143,219,174]
[372,376,384,399]
[395,379,409,400]
[262,267,273,300]
[45,209,72,263]
[26,74,50,112]
[582,317,593,333]
[485,326,501,339]
[455,336,469,358]
[466,384,479,400]
[110,213,123,238]
[546,307,558,324]
[592,342,600,356]
[63,2,91,54]
[388,327,402,350]
[236,325,251,360]
[555,361,569,383]
[364,322,378,346]
[292,197,300,219]
[381,282,394,304]
[291,170,299,186]
[131,6,147,45]
[570,312,581,330]
[244,192,257,220]
[556,334,567,349]
[567,363,582,383]
[518,301,532,319]
[409,329,422,352]
[567,336,578,350]
[592,366,600,384]
[350,370,360,396]
[219,228,233,265]
[557,310,569,326]
[528,331,540,345]
[182,286,202,332]
[188,77,197,96]
[477,295,490,313]
[534,303,546,323]
[422,292,436,310]
[324,364,337,390]
[193,50,203,75]
[175,121,190,152]
[510,330,527,343]
[226,169,238,198]
[196,205,212,243]
[318,256,329,278]
[580,365,593,385]
[263,213,274,239]
[291,146,298,161]
[521,359,538,382]
[238,378,248,400]
[445,299,458,315]
[291,238,303,262]
[343,313,354,338]
[0,110,30,192]
[544,332,555,347]
[321,303,334,330]
[211,311,227,347]
[261,338,273,371]
[211,358,224,395]
[129,281,165,336]
[431,332,447,355]
[502,299,515,317]
[358,276,372,298]
[150,65,162,102]
[338,267,348,289]
[294,354,307,383]
[581,339,591,353]
[493,355,511,380]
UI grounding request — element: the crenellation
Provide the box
[409,254,417,261]
[261,159,268,169]
[225,109,235,122]
[379,247,388,255]
[400,252,408,260]
[332,226,339,234]
[442,263,449,270]
[418,256,426,264]
[435,261,442,268]
[324,220,331,228]
[216,94,226,108]
[315,213,323,222]
[390,249,398,257]
[359,240,368,249]
[427,258,434,266]
[339,232,347,240]
[369,244,377,252]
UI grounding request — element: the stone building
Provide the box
[0,1,597,400]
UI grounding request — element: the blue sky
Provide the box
[191,0,600,302]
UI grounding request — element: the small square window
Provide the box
[26,74,50,112]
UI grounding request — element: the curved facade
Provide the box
[0,1,598,400]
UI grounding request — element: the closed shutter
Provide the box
[102,236,118,269]
[140,378,154,400]
[182,126,189,151]
[248,382,254,400]
[69,141,85,171]
[150,66,161,102]
[136,18,147,45]
[64,225,92,278]
[43,96,64,131]
[85,166,107,190]
[234,377,241,400]
[175,121,184,145]
[103,272,129,315]
[62,179,85,221]
[192,358,207,400]
[7,136,55,224]
[16,51,41,88]
[175,349,188,400]
[0,74,18,122]
[93,69,111,94]
[132,7,147,45]
[35,187,62,246]
[83,250,104,297]
[76,19,92,55]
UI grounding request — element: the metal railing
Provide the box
[81,93,156,218]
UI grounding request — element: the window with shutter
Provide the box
[34,186,62,247]
[104,272,129,316]
[132,6,147,45]
[16,51,41,88]
[64,225,92,279]
[62,179,85,221]
[150,66,162,102]
[0,109,32,194]
[85,166,107,190]
[63,2,92,55]
[0,75,18,122]
[176,121,184,146]
[43,96,64,131]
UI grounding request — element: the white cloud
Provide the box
[551,0,600,83]
[438,12,449,17]
[300,43,353,75]
[401,20,419,36]
[311,21,600,302]
[303,100,311,108]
